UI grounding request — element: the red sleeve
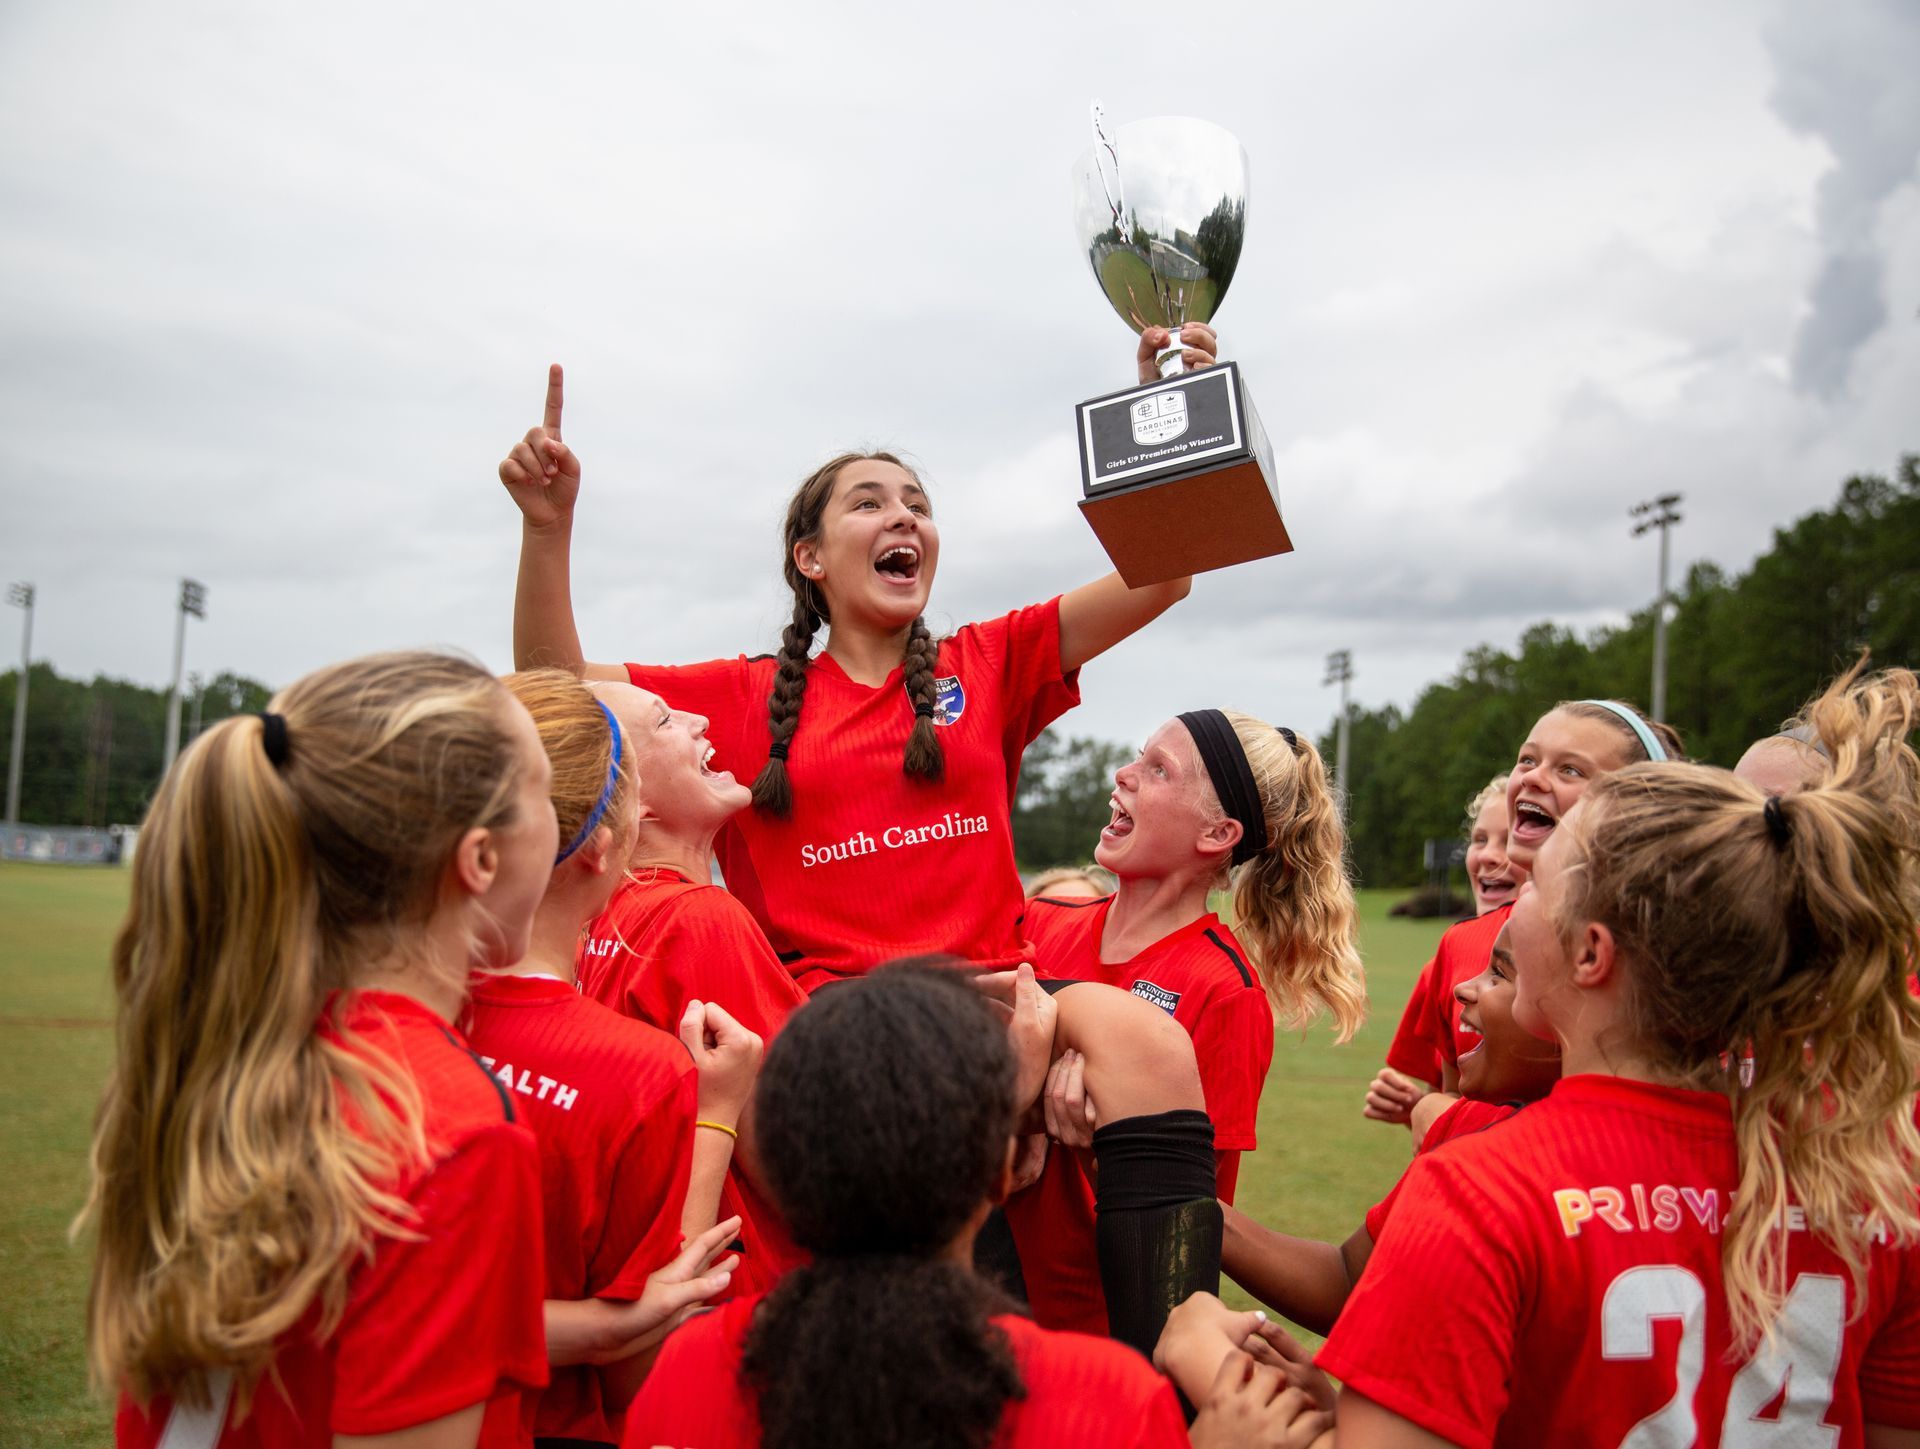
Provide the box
[1362,1099,1520,1250]
[1383,953,1446,1086]
[1214,1150,1242,1205]
[1190,988,1273,1152]
[977,597,1082,761]
[624,658,756,763]
[1317,1155,1524,1449]
[621,1301,760,1447]
[1361,1181,1398,1244]
[1862,1246,1920,1429]
[651,890,806,1041]
[330,1123,549,1434]
[1131,1379,1192,1447]
[1422,1098,1520,1149]
[591,1065,699,1301]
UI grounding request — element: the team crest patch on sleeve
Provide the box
[1130,980,1181,1014]
[932,675,965,726]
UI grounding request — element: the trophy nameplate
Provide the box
[1071,109,1290,585]
[1075,360,1290,587]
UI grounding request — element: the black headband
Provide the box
[257,711,291,768]
[1178,709,1267,866]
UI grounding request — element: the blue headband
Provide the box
[1577,699,1667,762]
[554,699,624,865]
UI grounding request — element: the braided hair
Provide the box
[751,452,945,817]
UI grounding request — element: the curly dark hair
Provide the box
[741,961,1025,1448]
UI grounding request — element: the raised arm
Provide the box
[1055,323,1217,674]
[498,364,627,680]
[1058,571,1192,675]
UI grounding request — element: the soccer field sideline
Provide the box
[0,861,1449,1446]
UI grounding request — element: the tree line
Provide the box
[0,669,271,827]
[6,456,1912,876]
[1321,456,1920,886]
[1011,456,1919,882]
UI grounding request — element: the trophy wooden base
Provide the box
[1079,455,1293,588]
[1074,360,1291,588]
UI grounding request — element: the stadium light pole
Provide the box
[1323,649,1353,818]
[188,671,205,741]
[1629,494,1683,722]
[5,582,32,824]
[162,579,208,778]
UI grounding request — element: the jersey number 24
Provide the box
[1603,1265,1844,1448]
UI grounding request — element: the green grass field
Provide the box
[0,862,1449,1445]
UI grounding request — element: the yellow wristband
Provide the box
[696,1119,739,1140]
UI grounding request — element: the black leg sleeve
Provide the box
[1093,1108,1222,1359]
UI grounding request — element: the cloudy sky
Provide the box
[2,0,1916,751]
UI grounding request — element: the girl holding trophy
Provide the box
[497,330,1213,990]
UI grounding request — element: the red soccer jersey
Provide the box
[1007,897,1274,1335]
[1025,896,1274,1153]
[579,867,806,1044]
[1382,903,1511,1086]
[116,990,548,1449]
[578,867,809,1296]
[619,1292,1190,1448]
[625,598,1080,989]
[1320,1075,1920,1449]
[464,973,697,1445]
[1361,1096,1525,1242]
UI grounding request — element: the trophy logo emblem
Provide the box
[1130,392,1188,446]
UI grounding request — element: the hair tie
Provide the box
[1277,725,1298,752]
[1576,699,1668,762]
[555,700,623,865]
[1178,709,1267,866]
[257,712,291,768]
[767,738,790,763]
[913,702,934,720]
[1762,794,1792,847]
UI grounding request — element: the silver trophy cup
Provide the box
[1067,106,1286,586]
[1071,109,1249,377]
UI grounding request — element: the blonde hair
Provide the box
[1216,713,1366,1042]
[1554,673,1920,1346]
[504,669,636,854]
[81,651,528,1412]
[1025,865,1114,901]
[1464,773,1508,836]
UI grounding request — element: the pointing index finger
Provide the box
[543,363,565,438]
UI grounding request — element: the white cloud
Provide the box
[0,0,1914,758]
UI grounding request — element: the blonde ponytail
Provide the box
[82,652,528,1412]
[1556,671,1920,1346]
[1220,713,1366,1042]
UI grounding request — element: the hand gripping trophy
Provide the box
[1070,104,1291,585]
